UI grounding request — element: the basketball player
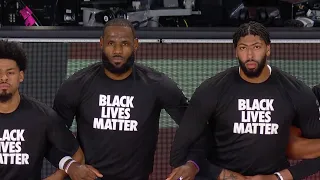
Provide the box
[47,18,202,180]
[0,40,103,180]
[168,21,320,180]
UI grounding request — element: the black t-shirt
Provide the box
[0,94,78,180]
[53,62,188,179]
[171,66,320,176]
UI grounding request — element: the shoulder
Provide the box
[134,64,187,102]
[63,62,102,86]
[56,62,102,98]
[134,63,178,87]
[21,94,59,120]
[134,63,166,82]
[273,67,316,107]
[197,66,238,92]
[273,67,311,94]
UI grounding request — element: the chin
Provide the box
[246,67,257,71]
[248,70,257,73]
[0,90,9,94]
[114,64,124,68]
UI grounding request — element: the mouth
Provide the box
[111,56,124,64]
[245,61,257,69]
[0,83,10,90]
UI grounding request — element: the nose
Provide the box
[247,48,253,60]
[0,72,8,82]
[113,44,123,55]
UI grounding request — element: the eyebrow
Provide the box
[107,39,130,41]
[0,68,15,72]
[105,37,132,41]
[105,38,132,43]
[238,42,262,46]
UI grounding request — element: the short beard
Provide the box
[238,56,267,78]
[0,91,13,103]
[101,51,135,74]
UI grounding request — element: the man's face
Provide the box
[100,26,138,69]
[236,35,270,77]
[0,59,24,102]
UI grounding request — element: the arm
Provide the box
[45,79,82,178]
[53,79,81,128]
[286,126,320,160]
[156,76,207,170]
[45,146,84,179]
[278,86,320,180]
[45,110,80,176]
[169,80,224,179]
[285,85,320,160]
[45,111,102,179]
[156,75,189,125]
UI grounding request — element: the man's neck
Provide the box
[239,65,271,84]
[104,68,133,80]
[0,93,21,114]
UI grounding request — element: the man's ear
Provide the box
[19,71,24,83]
[266,44,271,57]
[133,38,139,52]
[100,36,104,49]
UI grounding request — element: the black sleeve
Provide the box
[288,86,320,179]
[45,79,80,168]
[44,145,70,169]
[157,75,208,168]
[156,75,189,124]
[312,85,320,102]
[45,110,79,168]
[170,80,222,178]
[292,86,320,138]
[185,126,211,171]
[287,158,320,180]
[53,79,81,128]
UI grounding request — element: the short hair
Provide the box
[102,18,136,38]
[232,21,271,48]
[0,40,27,71]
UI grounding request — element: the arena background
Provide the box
[16,40,320,179]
